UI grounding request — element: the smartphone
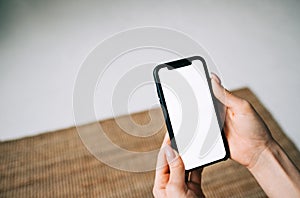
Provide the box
[153,56,229,171]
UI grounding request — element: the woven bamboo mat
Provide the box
[1,88,299,198]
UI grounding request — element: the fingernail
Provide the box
[165,144,176,162]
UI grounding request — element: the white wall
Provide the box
[1,0,299,149]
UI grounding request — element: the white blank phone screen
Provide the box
[159,60,226,170]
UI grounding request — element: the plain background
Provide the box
[0,0,299,149]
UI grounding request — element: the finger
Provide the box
[210,73,227,127]
[154,146,169,188]
[211,77,242,109]
[157,132,170,173]
[162,132,170,146]
[165,144,185,186]
[189,168,203,185]
[211,72,221,84]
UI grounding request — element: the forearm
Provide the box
[249,141,300,198]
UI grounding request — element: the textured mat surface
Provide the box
[1,88,299,197]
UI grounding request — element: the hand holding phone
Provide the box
[153,56,229,171]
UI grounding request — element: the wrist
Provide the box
[247,140,278,173]
[248,140,300,197]
[245,138,276,170]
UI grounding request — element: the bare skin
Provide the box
[153,73,300,198]
[153,135,205,198]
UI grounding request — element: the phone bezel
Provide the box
[153,56,229,171]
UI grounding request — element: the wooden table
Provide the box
[1,88,299,197]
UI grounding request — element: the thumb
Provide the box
[211,74,242,109]
[165,145,185,186]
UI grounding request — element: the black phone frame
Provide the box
[153,56,230,171]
